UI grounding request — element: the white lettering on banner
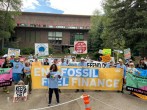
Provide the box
[90,79,96,87]
[63,78,68,86]
[114,80,120,88]
[68,69,75,76]
[34,68,49,76]
[72,78,77,86]
[71,78,120,88]
[106,79,112,87]
[42,78,48,86]
[83,69,89,77]
[98,79,105,87]
[61,68,98,78]
[41,68,49,76]
[82,78,89,86]
[34,68,41,76]
[76,69,82,77]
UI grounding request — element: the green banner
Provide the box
[126,73,147,95]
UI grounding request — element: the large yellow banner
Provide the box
[31,66,123,91]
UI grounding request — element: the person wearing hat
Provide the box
[116,59,127,93]
[68,56,77,66]
[127,63,140,75]
[75,57,87,92]
[60,58,68,66]
[117,59,127,76]
[78,57,87,67]
[105,60,114,68]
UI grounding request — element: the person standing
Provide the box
[68,56,77,66]
[23,62,32,94]
[116,59,127,93]
[136,59,147,69]
[60,58,68,66]
[46,64,61,106]
[44,58,49,65]
[75,57,87,92]
[127,63,140,75]
[12,58,24,84]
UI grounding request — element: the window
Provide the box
[70,32,84,45]
[48,32,63,44]
[56,26,65,28]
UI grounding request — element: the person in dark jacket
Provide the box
[136,59,147,69]
[44,58,49,65]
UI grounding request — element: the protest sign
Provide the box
[31,66,123,91]
[126,73,147,100]
[35,43,49,56]
[87,62,106,68]
[103,49,111,55]
[101,55,111,62]
[13,85,28,102]
[124,48,131,59]
[0,68,12,87]
[74,41,87,54]
[8,48,20,57]
[0,59,5,67]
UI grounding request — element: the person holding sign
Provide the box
[127,63,140,75]
[75,57,87,92]
[46,64,61,106]
[23,62,32,94]
[12,58,24,84]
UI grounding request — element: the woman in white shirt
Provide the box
[127,63,140,75]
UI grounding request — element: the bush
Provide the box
[0,48,8,56]
[21,48,34,55]
[90,52,102,60]
[49,47,53,54]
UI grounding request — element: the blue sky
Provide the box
[22,0,103,15]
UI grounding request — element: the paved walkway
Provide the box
[0,87,147,110]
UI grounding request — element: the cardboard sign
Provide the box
[13,85,28,102]
[0,68,12,87]
[124,48,131,59]
[101,55,111,62]
[8,48,20,57]
[74,41,87,54]
[103,49,111,55]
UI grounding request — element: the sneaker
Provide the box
[81,89,84,92]
[48,104,51,106]
[75,89,79,93]
[56,102,60,104]
[58,89,61,93]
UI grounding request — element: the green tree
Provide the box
[101,0,126,50]
[89,10,104,52]
[0,0,21,50]
[103,0,147,56]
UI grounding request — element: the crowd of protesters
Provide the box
[0,54,147,105]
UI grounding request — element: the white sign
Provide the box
[74,41,87,54]
[13,85,28,102]
[35,43,49,56]
[8,48,20,57]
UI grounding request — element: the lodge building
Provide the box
[9,12,91,52]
